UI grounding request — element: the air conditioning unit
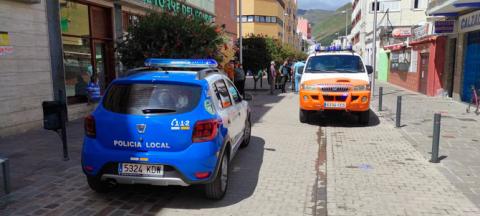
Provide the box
[13,0,41,3]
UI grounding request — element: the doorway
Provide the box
[419,53,429,94]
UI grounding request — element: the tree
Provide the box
[241,34,272,89]
[118,12,225,69]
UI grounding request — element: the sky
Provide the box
[297,0,351,10]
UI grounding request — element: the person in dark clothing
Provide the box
[280,61,290,93]
[234,63,246,97]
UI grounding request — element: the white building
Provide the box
[349,0,429,65]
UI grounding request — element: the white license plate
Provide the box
[324,102,346,108]
[119,163,164,176]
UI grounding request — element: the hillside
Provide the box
[299,3,352,45]
[297,9,334,25]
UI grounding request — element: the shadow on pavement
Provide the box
[307,110,381,127]
[88,136,265,210]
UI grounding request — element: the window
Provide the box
[371,0,400,12]
[247,16,254,22]
[271,17,277,23]
[225,80,242,103]
[241,16,247,22]
[254,16,260,22]
[413,0,427,9]
[60,0,113,104]
[305,55,365,73]
[214,80,232,108]
[266,16,271,23]
[259,16,266,22]
[103,84,202,115]
[390,50,412,72]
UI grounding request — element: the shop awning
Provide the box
[383,43,407,51]
[409,36,438,46]
[427,0,477,16]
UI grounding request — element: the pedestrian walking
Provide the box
[280,60,290,93]
[293,60,305,92]
[269,61,276,94]
[234,63,246,97]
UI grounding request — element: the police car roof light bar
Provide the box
[314,44,353,53]
[145,58,218,68]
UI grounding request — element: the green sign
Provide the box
[144,0,214,22]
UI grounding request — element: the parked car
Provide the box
[82,59,251,199]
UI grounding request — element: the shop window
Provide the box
[63,35,92,103]
[390,50,412,72]
[60,0,113,104]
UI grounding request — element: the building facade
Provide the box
[350,0,428,65]
[215,0,237,65]
[297,16,312,52]
[0,0,53,137]
[238,0,299,49]
[428,1,480,102]
[349,0,458,97]
[0,0,215,137]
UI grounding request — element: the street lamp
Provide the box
[372,0,378,96]
[341,9,351,38]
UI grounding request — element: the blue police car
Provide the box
[82,59,251,199]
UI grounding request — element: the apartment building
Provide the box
[349,0,457,97]
[238,0,299,49]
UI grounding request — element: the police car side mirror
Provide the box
[366,65,374,74]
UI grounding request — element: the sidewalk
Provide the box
[326,117,480,215]
[374,81,480,207]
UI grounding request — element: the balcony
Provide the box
[428,0,479,16]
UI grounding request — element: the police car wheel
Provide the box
[358,110,370,125]
[240,117,251,148]
[299,109,310,123]
[87,176,115,193]
[205,152,229,200]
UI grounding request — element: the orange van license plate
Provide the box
[324,102,346,108]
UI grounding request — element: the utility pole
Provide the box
[372,0,378,96]
[239,0,243,64]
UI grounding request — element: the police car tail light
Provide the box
[85,115,96,138]
[192,119,218,143]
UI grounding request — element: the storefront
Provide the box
[459,10,480,102]
[385,24,447,96]
[60,0,115,105]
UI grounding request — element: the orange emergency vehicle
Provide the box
[299,45,373,124]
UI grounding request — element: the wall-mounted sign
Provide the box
[143,0,214,22]
[0,46,14,56]
[392,27,412,38]
[434,20,456,34]
[459,10,480,33]
[413,24,429,40]
[0,32,10,46]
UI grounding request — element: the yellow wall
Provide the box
[238,0,299,48]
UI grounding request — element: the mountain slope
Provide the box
[297,9,334,25]
[298,3,352,45]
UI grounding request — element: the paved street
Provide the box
[1,79,480,215]
[0,86,326,216]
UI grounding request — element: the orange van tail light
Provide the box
[85,115,96,138]
[192,119,219,143]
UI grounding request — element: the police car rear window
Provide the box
[103,83,202,115]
